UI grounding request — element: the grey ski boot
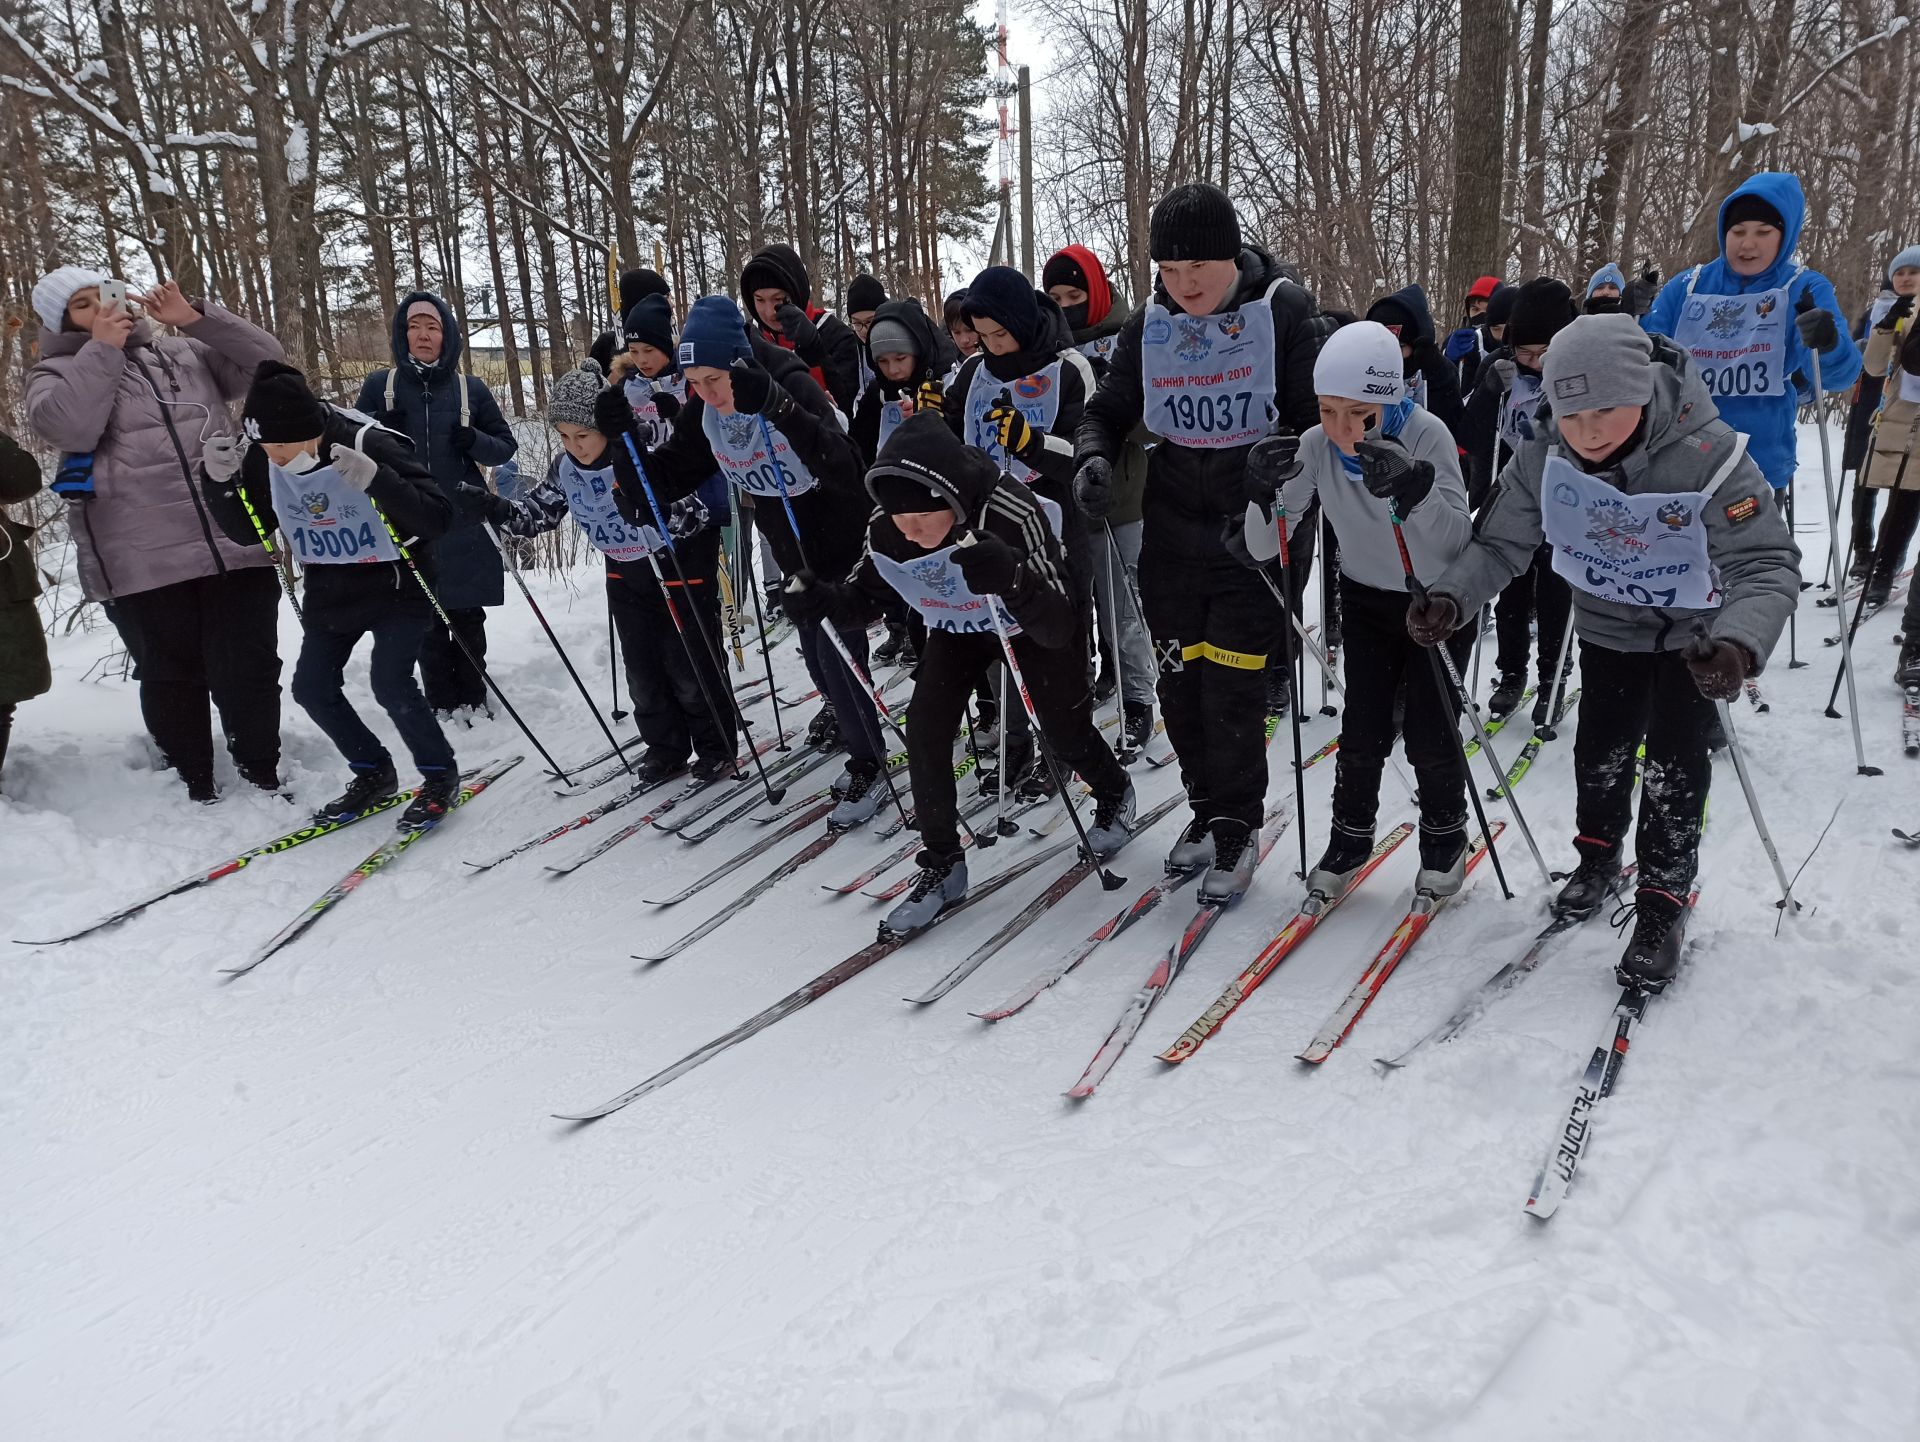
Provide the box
[1084,779,1137,860]
[828,759,884,830]
[1165,815,1215,875]
[1198,819,1256,905]
[882,851,968,938]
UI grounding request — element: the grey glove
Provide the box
[329,442,379,492]
[1492,357,1517,394]
[202,432,245,485]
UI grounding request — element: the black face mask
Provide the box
[1062,302,1090,331]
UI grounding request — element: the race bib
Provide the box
[1673,273,1795,399]
[1078,332,1117,365]
[1498,372,1545,450]
[558,455,661,562]
[1139,291,1277,448]
[267,451,400,566]
[876,396,911,452]
[702,406,819,499]
[870,496,1063,634]
[1540,453,1722,610]
[965,360,1063,484]
[623,371,685,449]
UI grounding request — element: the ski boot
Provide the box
[237,759,284,794]
[1614,886,1690,992]
[1093,664,1117,706]
[1123,702,1154,752]
[1165,817,1215,875]
[1266,664,1292,717]
[882,851,968,938]
[980,732,1034,799]
[874,624,908,665]
[689,754,739,784]
[1488,673,1526,718]
[1897,639,1920,689]
[1414,823,1469,898]
[1198,819,1255,905]
[1866,566,1894,609]
[635,750,688,785]
[1305,825,1374,898]
[1849,553,1874,583]
[828,759,884,830]
[1084,779,1137,859]
[399,767,461,829]
[315,761,399,822]
[1553,839,1623,920]
[762,584,786,621]
[806,704,840,751]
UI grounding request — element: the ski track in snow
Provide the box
[5,448,1919,1440]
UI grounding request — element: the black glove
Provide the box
[1684,632,1752,701]
[650,391,682,423]
[1794,294,1839,352]
[451,424,476,454]
[1356,438,1436,514]
[782,570,846,628]
[1406,592,1460,647]
[667,494,708,538]
[773,303,819,354]
[986,394,1044,464]
[1876,295,1916,332]
[952,531,1020,595]
[457,481,515,526]
[728,361,791,419]
[1244,433,1301,514]
[1074,455,1115,519]
[593,386,636,440]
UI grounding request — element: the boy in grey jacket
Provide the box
[1407,314,1799,989]
[1247,319,1478,900]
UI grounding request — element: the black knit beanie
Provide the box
[847,274,887,314]
[624,293,674,355]
[1484,283,1518,329]
[242,360,328,443]
[1149,183,1242,262]
[870,469,949,516]
[1042,252,1089,293]
[619,268,669,318]
[1506,278,1580,349]
[1722,194,1785,235]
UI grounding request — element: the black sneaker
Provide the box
[399,768,461,829]
[806,704,840,750]
[1266,665,1292,717]
[636,750,689,785]
[1613,887,1689,991]
[689,754,739,783]
[1488,673,1526,718]
[1553,843,1623,920]
[316,762,398,821]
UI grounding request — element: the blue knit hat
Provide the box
[962,267,1043,351]
[678,295,753,370]
[1888,245,1920,284]
[1586,263,1626,298]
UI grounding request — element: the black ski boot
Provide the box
[1092,664,1117,706]
[806,704,840,750]
[874,624,908,665]
[316,761,399,822]
[1306,825,1373,897]
[1613,886,1690,992]
[184,770,220,805]
[1865,566,1894,609]
[399,767,461,829]
[1488,673,1526,718]
[1199,819,1256,905]
[1266,664,1292,717]
[1897,640,1920,689]
[689,754,739,783]
[237,759,284,794]
[1414,822,1469,898]
[1849,552,1874,583]
[1123,701,1154,751]
[981,731,1034,798]
[1553,840,1623,920]
[636,750,688,785]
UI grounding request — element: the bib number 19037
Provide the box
[1160,390,1253,435]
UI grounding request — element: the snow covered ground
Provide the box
[6,464,1920,1440]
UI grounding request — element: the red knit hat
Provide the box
[1467,275,1501,302]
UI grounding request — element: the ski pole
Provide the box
[1825,576,1878,715]
[234,477,304,619]
[732,490,788,749]
[1270,505,1311,878]
[1536,611,1577,742]
[483,519,635,776]
[1099,525,1129,750]
[1385,502,1551,895]
[620,434,786,803]
[959,531,1124,890]
[1711,694,1800,912]
[372,504,572,781]
[1317,505,1336,715]
[606,599,629,722]
[994,661,1013,835]
[1800,299,1880,777]
[1828,443,1914,714]
[1784,477,1803,668]
[1100,517,1155,653]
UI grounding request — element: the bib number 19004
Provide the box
[294,521,382,560]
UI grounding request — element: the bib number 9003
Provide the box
[1699,360,1771,397]
[1159,390,1254,435]
[294,522,381,559]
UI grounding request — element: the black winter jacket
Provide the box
[202,411,454,633]
[850,299,954,466]
[1077,245,1324,571]
[740,243,863,416]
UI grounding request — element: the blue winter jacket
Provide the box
[1641,172,1861,490]
[354,291,518,608]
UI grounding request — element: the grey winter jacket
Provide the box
[1278,405,1474,593]
[1430,336,1800,667]
[352,292,517,610]
[25,304,284,600]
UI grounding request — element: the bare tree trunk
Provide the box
[1443,0,1511,312]
[1577,0,1661,277]
[1517,0,1551,275]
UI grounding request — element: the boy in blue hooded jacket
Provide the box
[1641,172,1860,496]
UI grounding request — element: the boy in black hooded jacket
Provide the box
[740,244,863,416]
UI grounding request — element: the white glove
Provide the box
[329,443,378,492]
[203,432,245,485]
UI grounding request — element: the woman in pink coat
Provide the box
[26,270,287,801]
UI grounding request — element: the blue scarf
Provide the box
[1335,398,1416,475]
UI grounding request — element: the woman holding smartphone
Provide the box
[25,267,287,803]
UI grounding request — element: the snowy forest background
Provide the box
[1,0,1917,428]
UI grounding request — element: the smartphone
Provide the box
[97,279,127,314]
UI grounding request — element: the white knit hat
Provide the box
[1312,320,1407,404]
[33,265,111,331]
